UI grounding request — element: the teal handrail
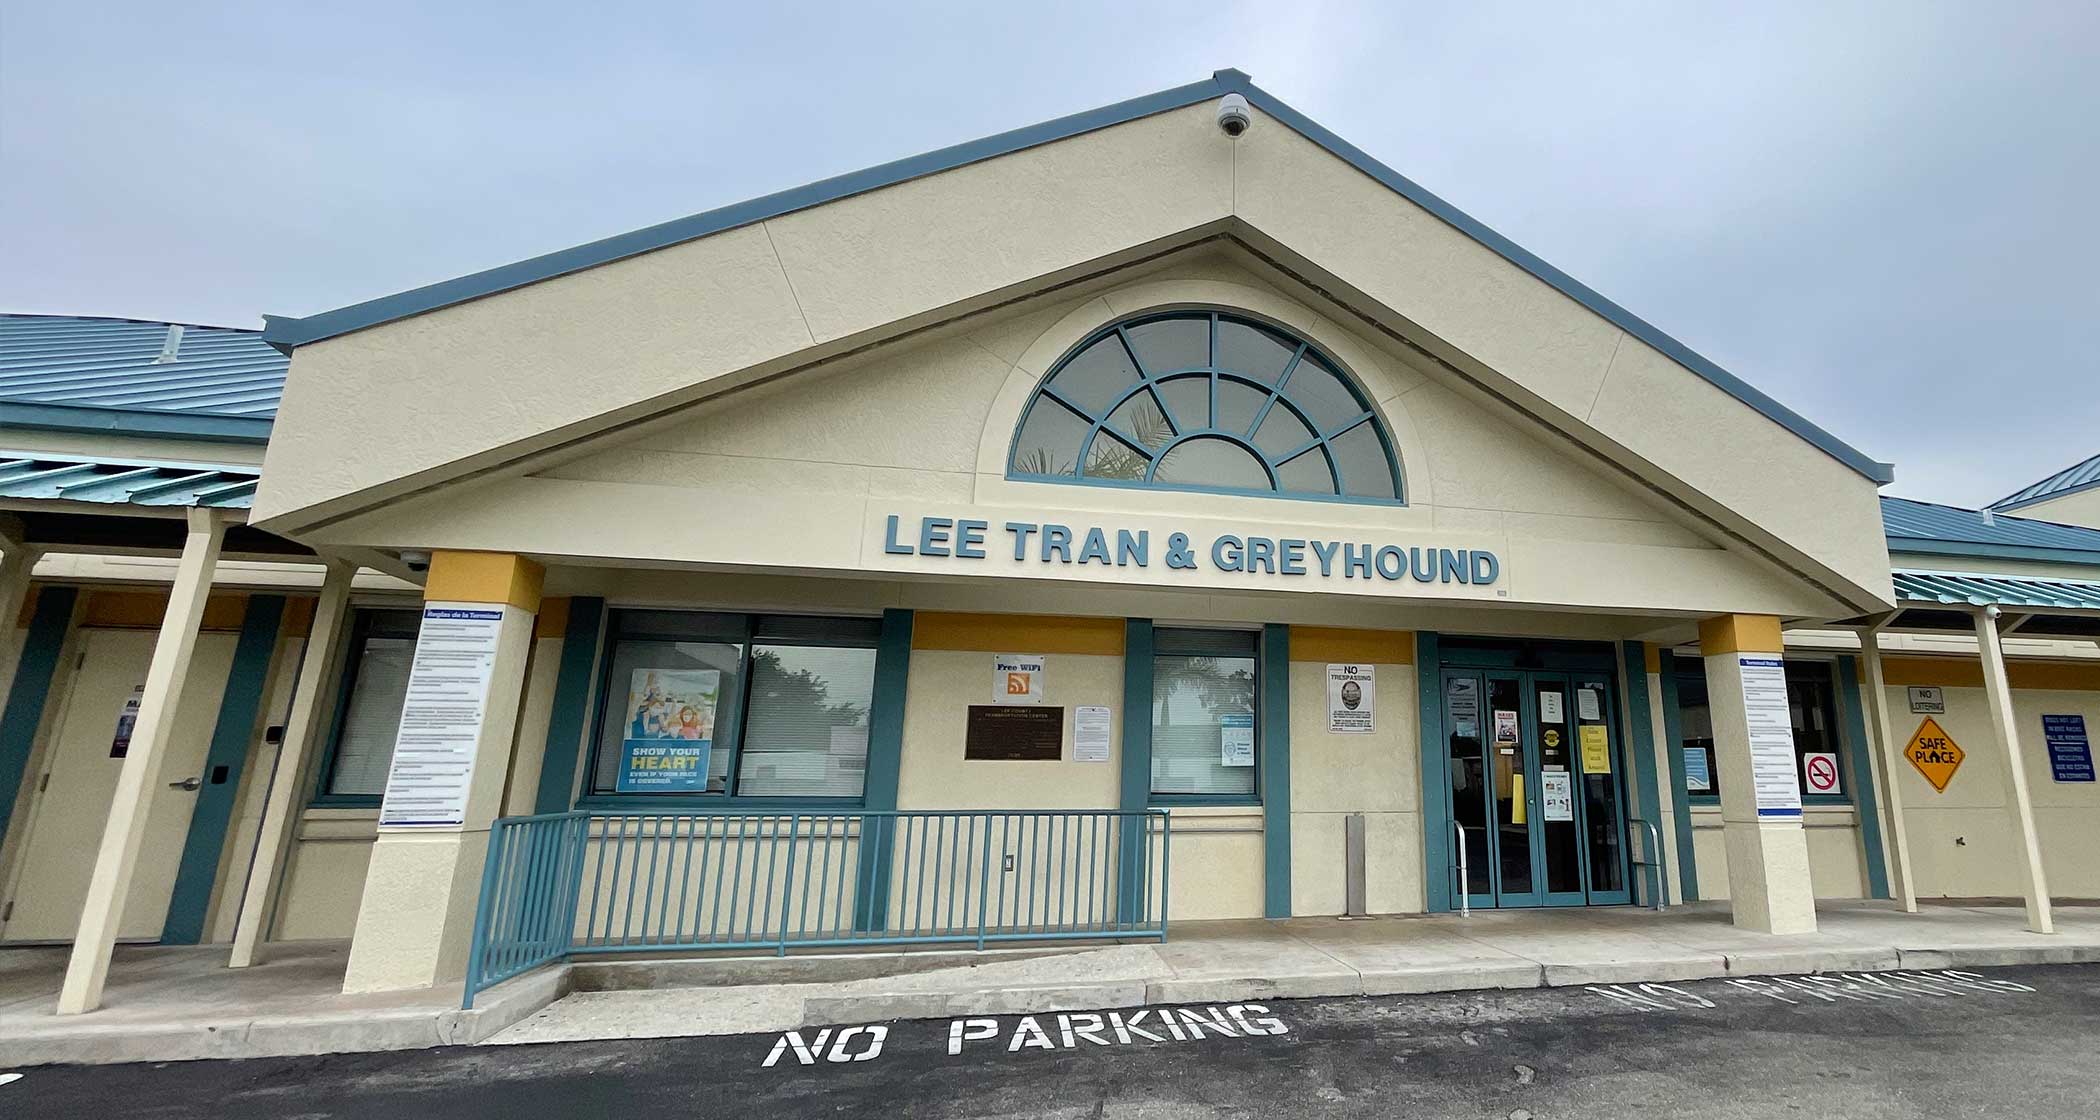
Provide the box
[464,808,1171,1008]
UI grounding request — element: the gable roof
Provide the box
[1882,494,2100,565]
[0,314,283,442]
[1990,451,2100,512]
[259,69,1893,485]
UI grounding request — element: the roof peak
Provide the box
[1989,449,2100,511]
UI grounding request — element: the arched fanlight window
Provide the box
[1007,310,1404,503]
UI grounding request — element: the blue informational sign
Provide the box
[1683,747,1713,793]
[2043,714,2094,783]
[617,740,711,792]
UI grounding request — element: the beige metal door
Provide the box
[1,628,236,942]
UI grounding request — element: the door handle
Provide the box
[168,777,202,792]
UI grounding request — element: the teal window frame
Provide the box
[1146,625,1263,807]
[577,609,882,811]
[1673,655,1854,808]
[310,606,424,809]
[1007,308,1406,507]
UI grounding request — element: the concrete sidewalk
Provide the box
[8,900,2100,1064]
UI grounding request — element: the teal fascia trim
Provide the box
[1259,623,1291,918]
[163,595,284,945]
[1887,538,2100,566]
[532,597,605,814]
[1618,642,1666,906]
[259,68,1893,487]
[1835,654,1891,899]
[1992,476,2100,513]
[1656,650,1699,900]
[0,401,272,444]
[0,586,78,850]
[853,608,912,930]
[261,74,1236,353]
[1117,619,1155,923]
[1416,631,1450,913]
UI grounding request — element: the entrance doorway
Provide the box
[0,628,237,943]
[1442,663,1630,908]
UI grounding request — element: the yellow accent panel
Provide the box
[1697,614,1783,655]
[424,550,544,611]
[1881,656,2100,692]
[282,596,317,638]
[81,589,248,632]
[1288,626,1414,665]
[910,612,1123,655]
[1642,643,1661,673]
[534,596,572,639]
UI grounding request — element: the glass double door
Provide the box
[1444,669,1630,908]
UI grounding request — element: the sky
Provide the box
[2,2,2094,507]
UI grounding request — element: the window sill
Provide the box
[574,796,867,814]
[310,795,381,810]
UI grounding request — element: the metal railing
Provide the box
[464,808,1172,1008]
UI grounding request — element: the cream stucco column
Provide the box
[229,558,356,968]
[57,508,228,1014]
[1974,606,2053,934]
[1699,614,1817,935]
[342,551,542,994]
[1851,624,1917,912]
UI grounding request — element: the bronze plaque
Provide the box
[964,705,1064,761]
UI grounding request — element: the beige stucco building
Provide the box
[5,71,2098,1011]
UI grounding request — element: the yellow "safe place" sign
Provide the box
[1905,717,1965,792]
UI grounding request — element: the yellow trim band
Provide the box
[1288,626,1414,665]
[911,612,1124,655]
[1642,643,1662,673]
[1698,614,1784,655]
[533,596,572,640]
[1881,655,2100,692]
[425,551,544,612]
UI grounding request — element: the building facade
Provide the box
[5,72,2097,1009]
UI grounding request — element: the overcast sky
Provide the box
[2,2,2094,506]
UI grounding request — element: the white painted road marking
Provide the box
[1590,969,2036,1012]
[0,1073,21,1087]
[768,1005,1289,1069]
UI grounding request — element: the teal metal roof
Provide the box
[1893,569,2100,613]
[260,69,1894,485]
[0,314,283,443]
[1990,451,2100,512]
[0,452,258,509]
[1881,495,2100,565]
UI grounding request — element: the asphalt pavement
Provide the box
[10,963,2100,1118]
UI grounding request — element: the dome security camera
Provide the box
[1216,93,1251,138]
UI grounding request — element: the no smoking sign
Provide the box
[1802,752,1841,796]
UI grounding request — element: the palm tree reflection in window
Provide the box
[1008,310,1404,503]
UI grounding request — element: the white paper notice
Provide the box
[1221,714,1255,767]
[1540,691,1564,724]
[1576,688,1601,722]
[1074,705,1112,762]
[378,604,507,827]
[1737,655,1802,819]
[1541,771,1574,822]
[1326,664,1375,734]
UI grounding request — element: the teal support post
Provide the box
[163,595,285,944]
[532,597,605,814]
[0,586,77,852]
[1116,619,1154,924]
[1835,654,1891,899]
[1619,641,1667,906]
[854,608,912,931]
[1416,631,1450,913]
[1657,650,1700,900]
[1259,623,1291,918]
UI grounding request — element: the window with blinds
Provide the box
[587,611,881,801]
[321,610,422,799]
[1150,628,1259,798]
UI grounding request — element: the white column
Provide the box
[1852,625,1917,912]
[1700,615,1817,934]
[1974,606,2053,934]
[229,558,355,968]
[342,551,540,994]
[57,508,227,1014]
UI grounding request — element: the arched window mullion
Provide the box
[1037,383,1098,424]
[1245,342,1307,443]
[1324,411,1376,440]
[1150,431,1280,490]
